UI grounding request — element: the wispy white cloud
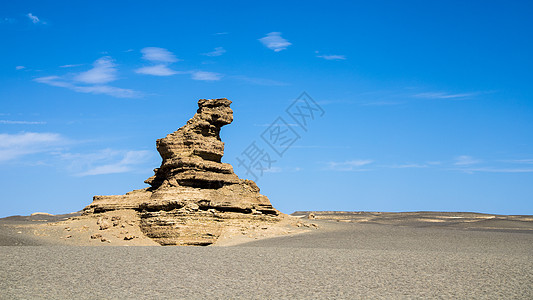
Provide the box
[72,85,140,98]
[141,47,179,63]
[0,120,46,125]
[0,132,64,162]
[214,32,228,35]
[191,71,222,81]
[26,13,40,24]
[448,155,533,173]
[414,92,480,99]
[74,56,117,84]
[501,159,533,164]
[35,56,140,98]
[59,64,83,68]
[454,155,481,166]
[15,66,25,70]
[136,47,181,77]
[135,64,178,76]
[452,157,533,173]
[35,75,140,98]
[34,76,70,87]
[457,167,533,174]
[61,149,153,176]
[135,46,222,81]
[327,160,373,171]
[317,54,346,60]
[323,156,533,174]
[202,47,226,57]
[259,32,291,52]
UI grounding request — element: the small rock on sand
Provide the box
[90,234,102,240]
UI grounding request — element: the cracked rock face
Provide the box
[83,98,281,245]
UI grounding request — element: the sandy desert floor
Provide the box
[1,211,532,299]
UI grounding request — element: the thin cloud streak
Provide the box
[414,91,481,99]
[317,54,346,60]
[60,64,83,68]
[35,75,141,98]
[0,120,46,125]
[327,160,373,171]
[454,155,481,166]
[501,159,533,164]
[456,167,533,174]
[325,156,533,174]
[75,150,153,176]
[190,71,222,81]
[34,56,141,98]
[0,132,65,162]
[202,47,226,57]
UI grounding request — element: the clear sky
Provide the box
[1,1,532,217]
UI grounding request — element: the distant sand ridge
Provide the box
[293,211,533,232]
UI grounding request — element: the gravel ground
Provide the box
[1,221,532,299]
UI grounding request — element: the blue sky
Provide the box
[1,0,532,217]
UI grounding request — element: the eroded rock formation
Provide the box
[83,98,281,245]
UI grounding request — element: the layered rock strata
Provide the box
[83,98,281,245]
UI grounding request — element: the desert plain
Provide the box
[1,210,532,299]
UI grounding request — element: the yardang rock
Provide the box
[83,98,282,245]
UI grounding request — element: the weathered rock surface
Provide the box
[83,98,282,245]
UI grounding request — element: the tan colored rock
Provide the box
[123,235,136,241]
[83,98,282,245]
[31,212,53,216]
[90,233,102,239]
[97,218,110,230]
